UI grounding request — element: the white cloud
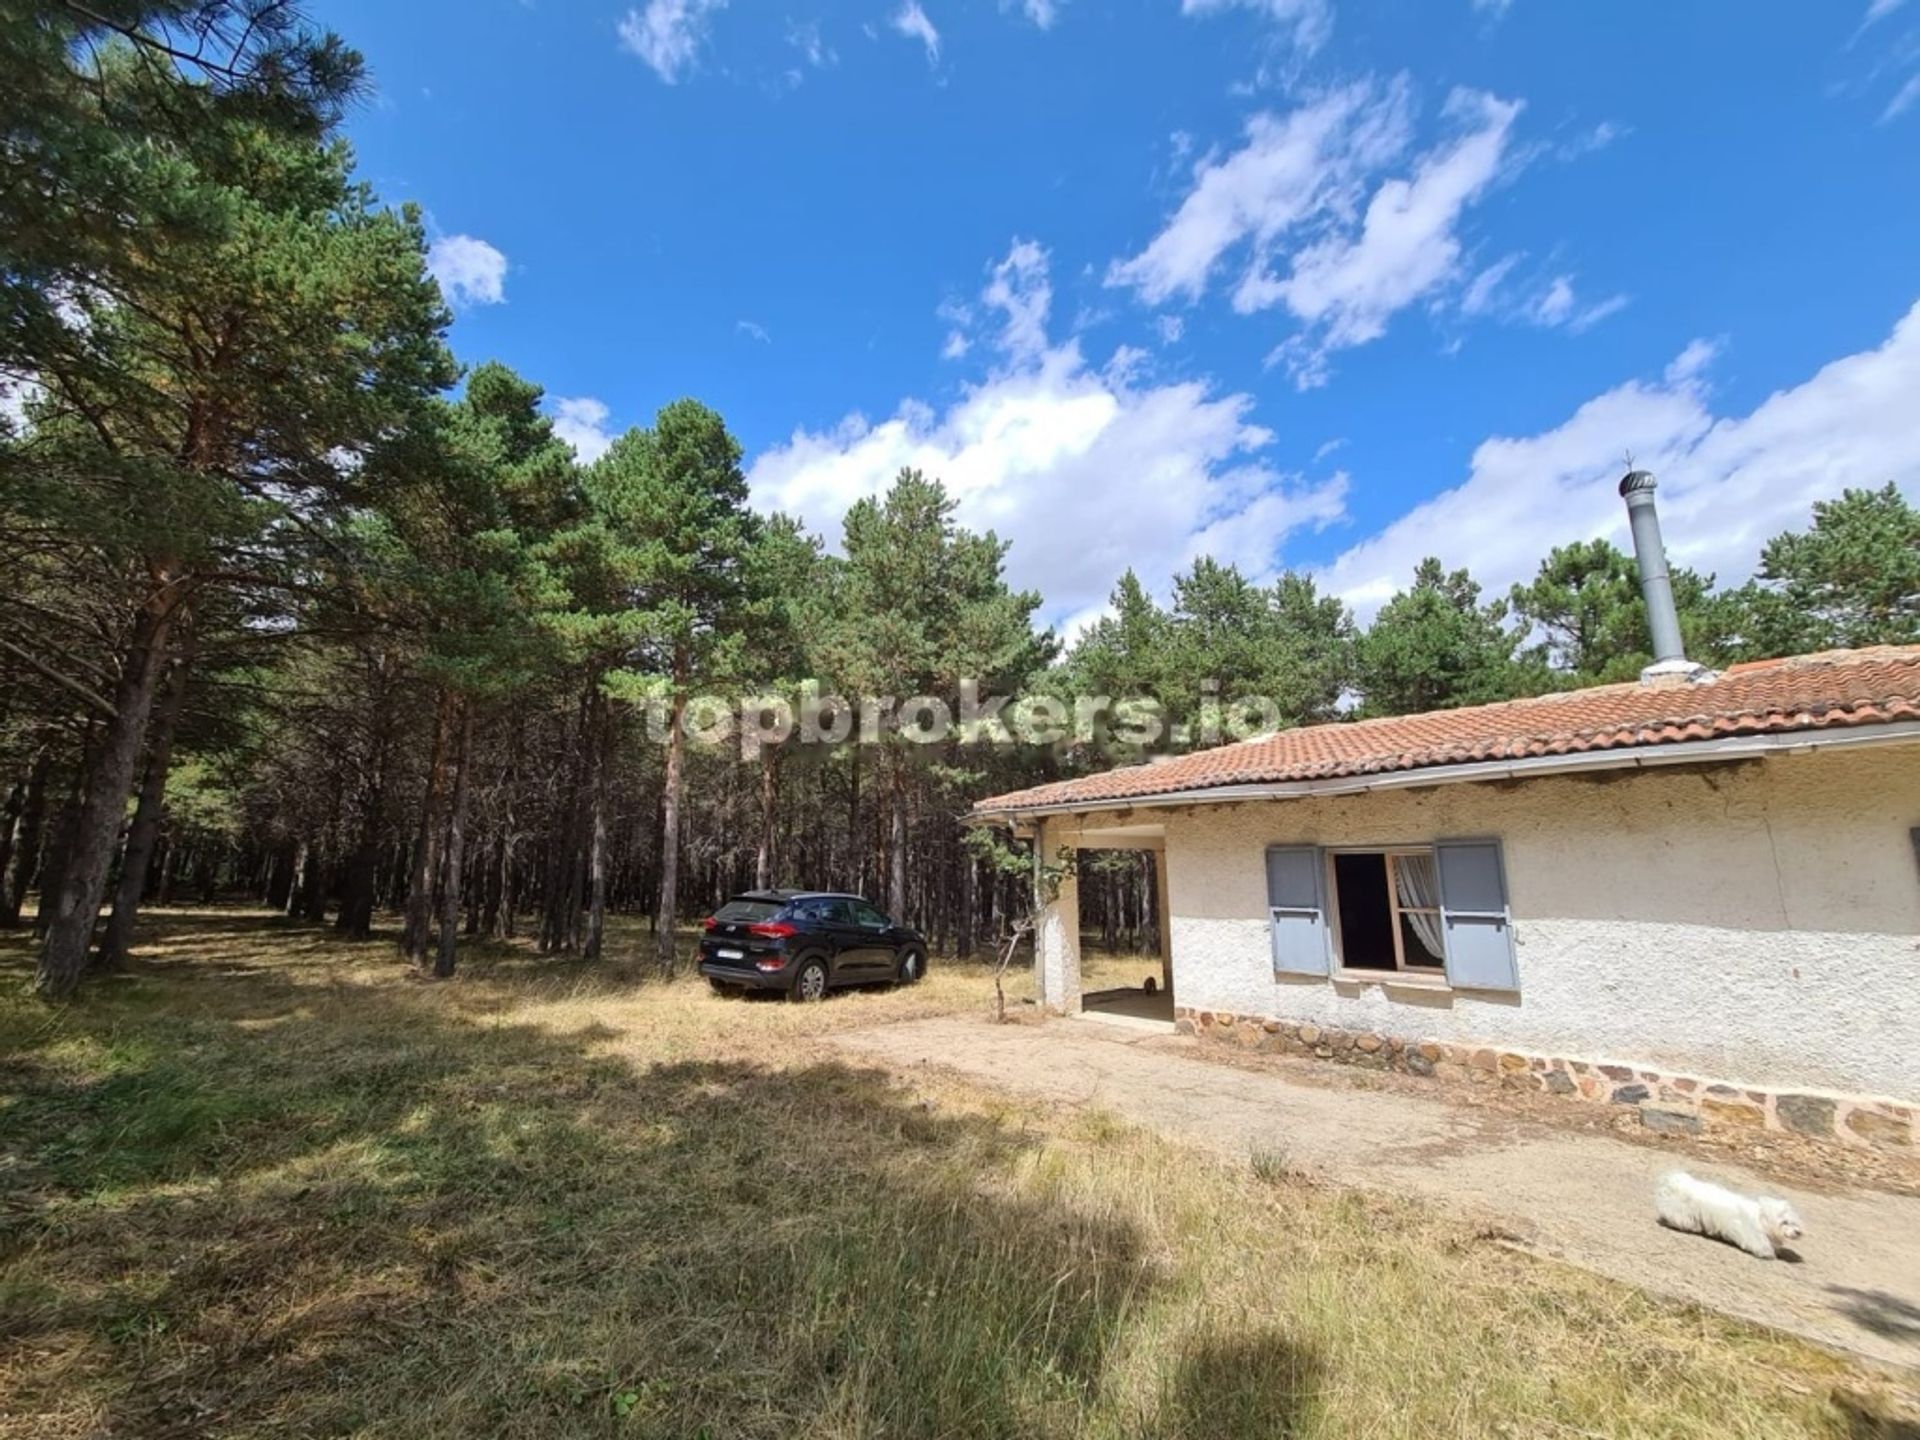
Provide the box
[1180,0,1332,55]
[618,0,726,83]
[1865,0,1909,25]
[1109,81,1525,386]
[1665,338,1720,385]
[1460,253,1520,316]
[1317,301,1920,619]
[937,296,973,359]
[748,241,1345,630]
[1255,89,1523,385]
[1524,274,1628,333]
[786,19,836,68]
[891,0,940,63]
[1530,275,1575,326]
[1564,292,1628,334]
[1013,0,1060,28]
[1107,80,1414,307]
[981,239,1052,361]
[551,396,617,463]
[1882,71,1920,120]
[1558,119,1622,158]
[737,319,771,343]
[1459,258,1625,334]
[1472,0,1513,14]
[427,234,508,307]
[1156,314,1186,345]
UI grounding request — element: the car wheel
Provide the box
[895,948,925,986]
[789,957,829,1003]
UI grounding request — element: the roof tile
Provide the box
[975,646,1920,813]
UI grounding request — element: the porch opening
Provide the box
[1032,819,1172,1028]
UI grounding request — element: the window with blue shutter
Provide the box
[1434,839,1518,991]
[1266,845,1330,976]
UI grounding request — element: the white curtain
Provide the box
[1394,853,1446,964]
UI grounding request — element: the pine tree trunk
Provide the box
[299,843,332,922]
[433,701,474,978]
[847,747,860,892]
[264,840,296,911]
[957,852,974,960]
[493,829,517,939]
[0,748,50,928]
[491,723,521,938]
[285,839,310,916]
[654,682,686,972]
[585,703,610,962]
[754,745,781,890]
[888,760,907,922]
[336,695,390,941]
[97,637,193,968]
[541,681,595,953]
[403,689,453,963]
[0,770,24,914]
[36,588,180,1000]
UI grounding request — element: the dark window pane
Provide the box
[1332,852,1394,969]
[1399,913,1445,968]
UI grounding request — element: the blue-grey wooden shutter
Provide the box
[1435,840,1518,991]
[1266,845,1329,976]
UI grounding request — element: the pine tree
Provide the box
[1723,486,1920,657]
[1509,539,1725,685]
[7,40,451,997]
[1354,558,1523,717]
[590,401,760,970]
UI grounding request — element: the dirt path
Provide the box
[836,1014,1920,1372]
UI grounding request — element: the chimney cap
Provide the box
[1618,468,1657,498]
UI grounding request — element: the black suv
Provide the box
[698,890,927,1001]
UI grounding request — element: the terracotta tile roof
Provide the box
[975,646,1920,814]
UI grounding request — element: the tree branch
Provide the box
[0,636,118,718]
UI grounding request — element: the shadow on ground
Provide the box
[1829,1287,1920,1343]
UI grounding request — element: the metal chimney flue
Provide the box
[1617,469,1707,685]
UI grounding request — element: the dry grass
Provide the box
[0,909,1907,1438]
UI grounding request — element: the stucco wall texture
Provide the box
[1060,743,1920,1102]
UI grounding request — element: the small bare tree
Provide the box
[965,828,1077,1022]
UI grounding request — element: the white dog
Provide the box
[1655,1171,1804,1259]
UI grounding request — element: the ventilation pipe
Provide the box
[1618,469,1707,684]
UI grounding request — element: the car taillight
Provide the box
[747,921,797,939]
[754,958,784,972]
[702,916,718,931]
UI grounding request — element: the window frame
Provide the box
[1323,844,1449,984]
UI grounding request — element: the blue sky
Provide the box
[325,0,1920,632]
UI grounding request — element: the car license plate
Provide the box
[716,947,743,960]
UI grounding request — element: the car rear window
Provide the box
[713,898,783,923]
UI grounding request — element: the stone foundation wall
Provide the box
[1174,1006,1916,1150]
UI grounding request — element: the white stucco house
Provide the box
[974,644,1920,1149]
